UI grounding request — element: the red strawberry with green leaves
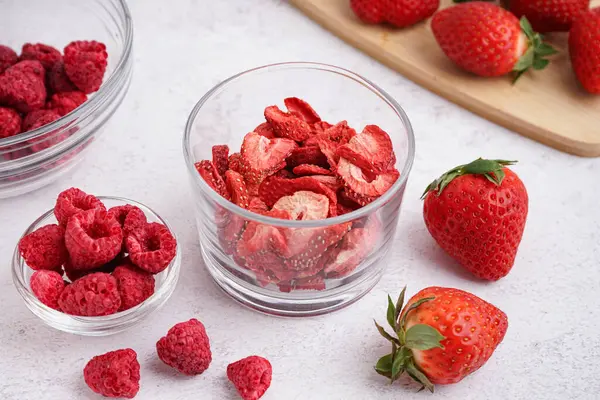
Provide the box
[374,286,508,390]
[350,0,440,28]
[422,159,528,281]
[509,0,590,33]
[431,2,557,80]
[569,8,600,94]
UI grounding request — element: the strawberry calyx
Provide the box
[421,158,517,198]
[374,287,445,392]
[513,17,558,82]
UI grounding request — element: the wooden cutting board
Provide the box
[290,0,600,157]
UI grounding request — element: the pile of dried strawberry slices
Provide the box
[194,97,400,292]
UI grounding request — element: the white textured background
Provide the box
[1,1,599,399]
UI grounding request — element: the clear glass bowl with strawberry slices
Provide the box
[0,0,133,198]
[184,63,415,316]
[12,196,181,336]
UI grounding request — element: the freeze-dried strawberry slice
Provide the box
[264,105,312,141]
[64,208,123,270]
[311,121,333,136]
[278,274,325,292]
[195,160,231,200]
[292,164,333,176]
[279,221,351,261]
[228,152,242,173]
[286,146,329,168]
[315,136,340,169]
[240,131,296,189]
[340,125,395,173]
[248,197,269,214]
[336,146,379,181]
[324,216,381,278]
[126,222,177,274]
[323,121,356,144]
[337,157,399,206]
[274,169,297,179]
[254,122,275,139]
[212,145,229,178]
[310,175,342,192]
[225,170,250,209]
[272,191,330,221]
[218,214,246,255]
[284,97,321,124]
[236,209,291,259]
[54,187,106,226]
[259,176,338,217]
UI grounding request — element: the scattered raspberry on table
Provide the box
[156,318,212,375]
[84,348,140,399]
[227,356,273,400]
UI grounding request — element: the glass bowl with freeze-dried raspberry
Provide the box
[184,62,415,317]
[0,0,133,198]
[12,188,181,336]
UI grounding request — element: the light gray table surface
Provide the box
[1,1,599,399]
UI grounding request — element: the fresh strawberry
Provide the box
[374,286,508,390]
[432,3,557,80]
[569,8,600,94]
[509,0,590,32]
[284,97,321,124]
[422,158,528,281]
[240,131,297,192]
[350,0,440,28]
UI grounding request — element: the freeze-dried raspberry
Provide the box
[156,319,212,375]
[64,208,123,270]
[0,64,46,113]
[63,41,108,94]
[47,61,77,94]
[126,222,176,274]
[58,272,121,316]
[10,60,45,79]
[0,107,21,139]
[0,45,18,74]
[54,187,106,226]
[46,91,87,116]
[18,224,67,271]
[212,144,229,178]
[20,43,62,70]
[112,264,155,311]
[227,356,272,400]
[108,205,147,236]
[30,270,66,310]
[21,109,61,132]
[84,349,140,399]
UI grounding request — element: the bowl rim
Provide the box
[12,195,180,325]
[182,61,416,228]
[0,0,134,148]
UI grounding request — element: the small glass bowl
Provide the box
[12,197,181,336]
[183,62,415,317]
[0,0,134,198]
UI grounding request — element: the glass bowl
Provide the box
[0,0,133,198]
[12,197,181,336]
[183,62,415,317]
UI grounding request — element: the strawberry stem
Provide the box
[421,158,517,198]
[512,17,558,83]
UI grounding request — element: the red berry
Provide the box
[112,264,155,311]
[509,0,590,32]
[285,146,329,169]
[64,208,123,270]
[253,122,275,139]
[351,0,439,28]
[228,152,243,173]
[58,272,121,316]
[195,159,231,200]
[107,205,147,238]
[46,91,87,116]
[432,3,556,79]
[227,356,272,400]
[63,256,121,282]
[47,61,77,94]
[569,8,600,94]
[284,97,321,124]
[63,41,108,94]
[22,109,61,132]
[30,270,66,309]
[264,105,312,141]
[0,107,22,139]
[212,144,230,178]
[126,222,177,274]
[0,62,46,113]
[18,224,67,271]
[156,319,212,375]
[54,187,106,226]
[0,44,18,74]
[422,159,528,281]
[84,349,140,398]
[10,60,45,79]
[225,169,250,209]
[20,43,62,70]
[292,164,333,177]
